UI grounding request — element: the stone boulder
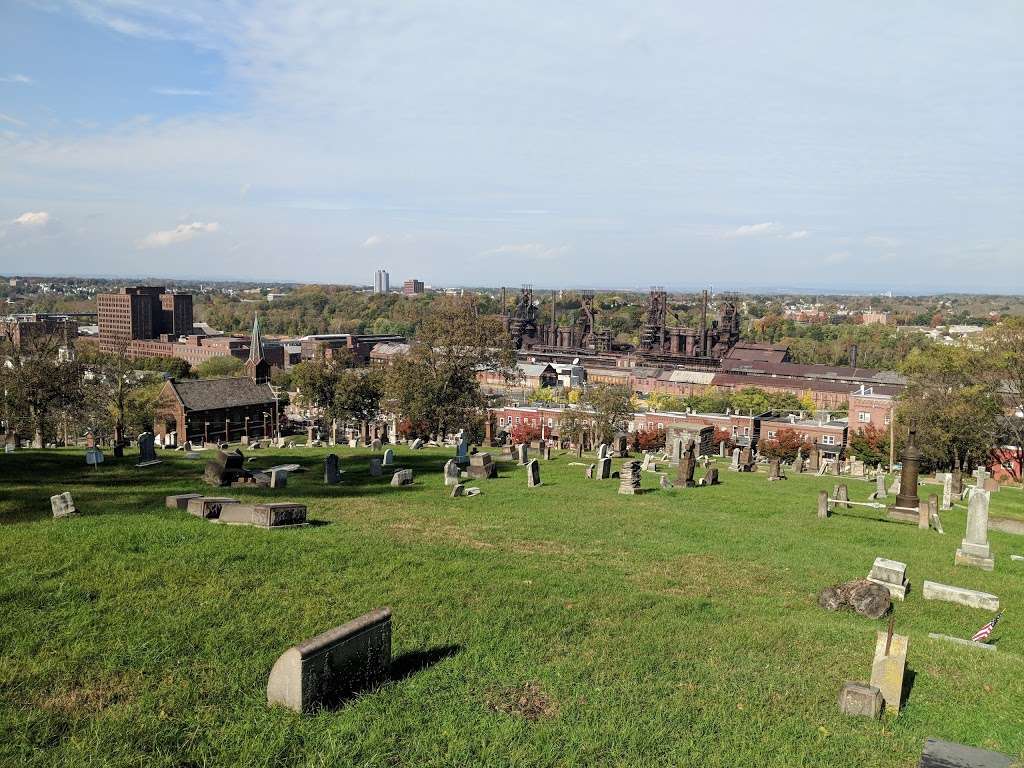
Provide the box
[818,579,891,619]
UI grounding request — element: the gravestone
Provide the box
[818,579,890,618]
[585,463,596,479]
[817,490,830,519]
[443,459,460,486]
[526,459,541,488]
[767,459,785,481]
[410,438,423,450]
[165,493,203,510]
[941,473,953,510]
[543,443,552,461]
[456,432,469,463]
[973,466,989,487]
[270,468,288,489]
[187,496,239,519]
[719,440,727,458]
[391,469,413,487]
[833,484,850,509]
[50,492,78,518]
[702,467,719,486]
[369,458,382,477]
[918,500,930,530]
[516,444,529,465]
[866,557,909,600]
[660,475,673,490]
[324,454,342,485]
[951,467,963,499]
[808,446,820,473]
[450,483,465,498]
[791,450,804,474]
[596,457,611,479]
[382,449,394,466]
[918,739,1014,768]
[677,440,697,487]
[266,608,392,714]
[597,443,609,461]
[838,682,882,719]
[869,629,908,714]
[889,475,901,496]
[612,434,629,457]
[730,447,741,472]
[618,460,641,495]
[922,580,999,611]
[204,449,247,487]
[85,447,104,466]
[671,438,684,463]
[136,431,160,466]
[893,428,922,512]
[467,452,497,480]
[955,489,994,570]
[928,495,944,533]
[218,502,306,528]
[874,472,887,500]
[370,438,382,452]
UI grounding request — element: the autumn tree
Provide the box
[195,355,245,378]
[758,427,810,463]
[977,319,1024,482]
[582,384,633,445]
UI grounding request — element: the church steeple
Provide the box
[245,312,271,383]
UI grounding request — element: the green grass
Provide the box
[1,445,1023,767]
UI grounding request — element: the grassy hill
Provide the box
[1,446,1022,767]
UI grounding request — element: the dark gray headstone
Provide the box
[324,454,341,484]
[919,738,1013,768]
[526,459,541,487]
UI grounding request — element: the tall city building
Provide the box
[373,269,390,294]
[97,286,193,352]
[403,279,424,296]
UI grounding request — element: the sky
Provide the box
[0,1,1021,292]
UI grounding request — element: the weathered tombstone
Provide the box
[955,489,994,570]
[677,440,697,487]
[348,438,359,448]
[204,449,246,487]
[596,443,608,461]
[370,438,382,452]
[410,438,423,450]
[874,472,887,500]
[266,608,392,714]
[618,460,641,495]
[596,457,611,479]
[612,434,629,457]
[526,459,541,488]
[136,431,160,466]
[889,475,901,496]
[922,580,999,610]
[918,500,930,530]
[85,447,104,466]
[941,473,953,510]
[585,463,596,479]
[467,452,497,480]
[808,446,820,473]
[817,490,830,519]
[837,682,882,719]
[187,496,239,519]
[818,579,890,618]
[719,440,727,458]
[660,475,673,490]
[833,484,850,509]
[516,444,529,465]
[270,468,288,488]
[703,467,719,486]
[443,459,461,486]
[918,739,1014,768]
[893,428,922,514]
[767,459,785,481]
[165,493,203,510]
[450,483,465,498]
[456,432,469,464]
[928,494,944,533]
[369,458,382,477]
[729,447,740,472]
[866,558,909,600]
[543,443,552,461]
[50,492,78,518]
[951,467,963,499]
[218,502,307,528]
[791,450,804,474]
[382,448,394,466]
[973,465,989,487]
[324,454,342,485]
[869,629,908,714]
[391,469,413,487]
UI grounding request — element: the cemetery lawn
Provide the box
[2,448,1024,768]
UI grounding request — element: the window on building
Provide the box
[822,435,835,445]
[548,418,553,427]
[515,416,520,424]
[858,412,870,423]
[498,417,505,426]
[767,431,776,439]
[884,414,891,425]
[744,427,750,436]
[657,423,664,430]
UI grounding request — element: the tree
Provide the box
[385,295,516,438]
[195,355,245,378]
[646,392,687,412]
[977,319,1024,482]
[81,341,161,453]
[848,423,890,468]
[634,426,666,451]
[510,423,542,444]
[0,326,85,447]
[758,428,811,463]
[897,345,1002,471]
[331,368,384,428]
[582,384,632,444]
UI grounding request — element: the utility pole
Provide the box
[889,406,896,472]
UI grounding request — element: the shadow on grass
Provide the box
[900,667,917,711]
[388,644,463,683]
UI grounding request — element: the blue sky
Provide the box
[0,1,1021,291]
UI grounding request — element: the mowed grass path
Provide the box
[2,446,1023,767]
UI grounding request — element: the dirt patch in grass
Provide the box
[37,673,137,714]
[486,682,558,721]
[631,552,780,598]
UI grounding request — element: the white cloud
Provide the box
[138,221,220,248]
[0,74,32,84]
[13,211,50,227]
[362,234,414,248]
[0,113,27,128]
[152,87,213,96]
[723,222,784,238]
[483,242,570,260]
[784,229,809,240]
[824,251,850,265]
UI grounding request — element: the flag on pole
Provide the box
[970,612,1003,643]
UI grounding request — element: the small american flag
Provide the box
[971,612,1003,643]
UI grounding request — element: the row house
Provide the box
[760,414,848,459]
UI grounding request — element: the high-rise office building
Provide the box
[403,279,424,296]
[373,269,390,294]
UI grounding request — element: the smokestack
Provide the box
[551,291,557,345]
[849,344,858,368]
